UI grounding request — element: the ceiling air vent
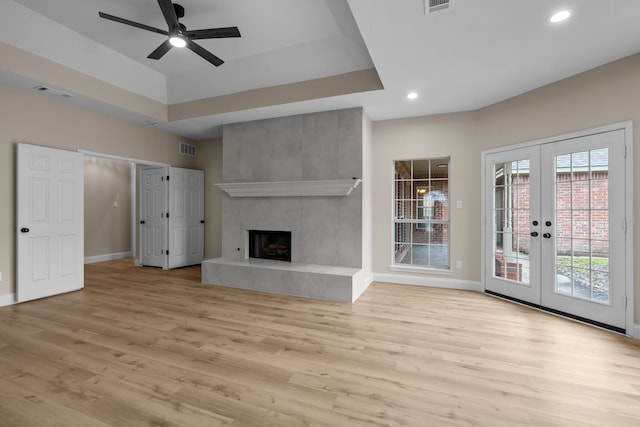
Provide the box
[179,142,197,157]
[425,0,452,14]
[32,85,73,98]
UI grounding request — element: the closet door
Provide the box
[167,167,204,269]
[140,167,168,268]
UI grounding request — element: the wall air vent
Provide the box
[32,85,73,98]
[425,0,452,14]
[179,141,197,157]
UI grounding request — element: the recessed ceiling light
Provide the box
[549,10,571,23]
[407,92,418,100]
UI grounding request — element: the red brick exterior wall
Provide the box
[511,172,608,255]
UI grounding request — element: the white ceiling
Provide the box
[3,0,640,140]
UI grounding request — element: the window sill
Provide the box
[389,264,453,276]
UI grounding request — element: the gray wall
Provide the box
[221,108,364,268]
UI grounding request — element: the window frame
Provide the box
[391,157,451,273]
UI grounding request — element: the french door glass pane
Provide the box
[493,160,530,285]
[554,148,610,304]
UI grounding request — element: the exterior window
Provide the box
[393,158,450,269]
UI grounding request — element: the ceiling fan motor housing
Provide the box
[173,3,185,18]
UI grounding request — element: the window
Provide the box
[393,158,450,269]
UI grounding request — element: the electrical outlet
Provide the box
[455,260,462,269]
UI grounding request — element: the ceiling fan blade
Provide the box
[98,12,168,36]
[186,40,224,67]
[148,39,173,60]
[157,0,181,33]
[185,27,241,40]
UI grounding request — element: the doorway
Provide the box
[483,124,632,332]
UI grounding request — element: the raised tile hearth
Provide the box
[202,258,367,302]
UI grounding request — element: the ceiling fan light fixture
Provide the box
[169,35,187,48]
[549,10,571,23]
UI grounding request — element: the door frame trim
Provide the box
[77,149,170,266]
[481,121,634,335]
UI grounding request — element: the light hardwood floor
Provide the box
[0,258,639,426]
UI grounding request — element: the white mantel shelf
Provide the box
[216,179,362,197]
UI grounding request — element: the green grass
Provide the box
[556,256,608,270]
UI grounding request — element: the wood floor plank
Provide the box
[0,258,639,426]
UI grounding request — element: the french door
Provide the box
[485,129,627,331]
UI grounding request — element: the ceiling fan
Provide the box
[98,0,240,67]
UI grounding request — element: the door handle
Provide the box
[20,227,30,233]
[543,233,551,239]
[530,231,539,237]
[140,220,146,224]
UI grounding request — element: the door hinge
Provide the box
[624,145,627,158]
[624,219,627,233]
[625,296,628,308]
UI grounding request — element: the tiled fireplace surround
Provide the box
[201,108,373,302]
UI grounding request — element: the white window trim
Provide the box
[392,158,451,272]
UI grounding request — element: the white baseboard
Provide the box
[352,272,374,302]
[372,272,483,292]
[0,293,16,307]
[629,324,640,339]
[84,251,133,264]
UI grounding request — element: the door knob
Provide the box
[545,221,552,226]
[543,233,551,238]
[140,220,146,224]
[20,227,30,233]
[530,231,539,237]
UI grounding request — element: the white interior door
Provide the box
[140,167,168,268]
[17,143,84,302]
[167,167,204,269]
[485,129,627,331]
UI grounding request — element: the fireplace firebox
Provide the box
[248,230,291,262]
